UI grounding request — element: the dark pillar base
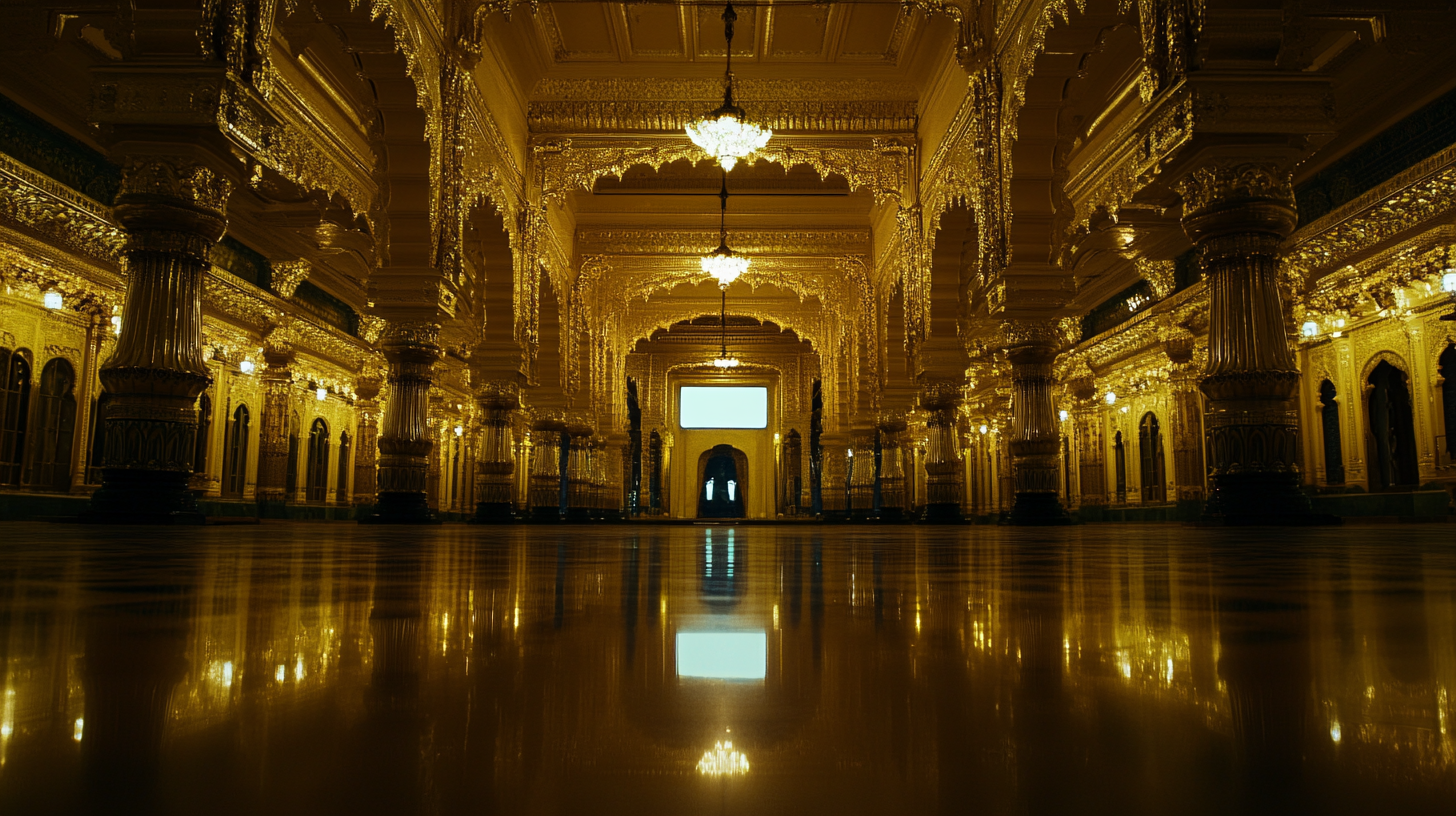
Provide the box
[470,502,516,524]
[1007,492,1073,526]
[361,492,438,524]
[1199,473,1341,526]
[918,503,962,524]
[564,507,592,523]
[878,507,906,523]
[531,506,562,523]
[83,470,205,525]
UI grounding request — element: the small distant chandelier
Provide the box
[686,3,771,171]
[697,739,750,775]
[713,286,739,369]
[702,171,749,288]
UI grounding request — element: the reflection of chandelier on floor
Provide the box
[697,739,750,776]
[686,3,771,171]
[702,171,748,288]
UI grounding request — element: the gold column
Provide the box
[70,313,103,492]
[1004,322,1071,524]
[367,322,441,523]
[1163,332,1207,507]
[529,415,565,522]
[848,431,876,518]
[819,432,849,520]
[352,378,381,506]
[1177,162,1326,523]
[1069,378,1107,511]
[782,428,803,515]
[921,383,963,523]
[255,347,294,506]
[564,420,594,522]
[877,419,908,521]
[472,384,518,523]
[86,157,231,524]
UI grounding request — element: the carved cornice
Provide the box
[271,260,311,299]
[1176,161,1295,216]
[0,153,125,267]
[575,228,870,256]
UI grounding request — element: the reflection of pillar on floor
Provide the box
[86,157,232,524]
[1177,161,1331,524]
[352,378,381,506]
[357,542,426,813]
[472,385,518,523]
[368,323,441,523]
[877,419,908,521]
[920,384,963,523]
[528,417,565,522]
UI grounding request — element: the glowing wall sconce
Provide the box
[1105,392,1117,405]
[239,360,256,375]
[43,291,62,310]
[315,387,327,401]
[1301,320,1319,337]
[1058,410,1069,422]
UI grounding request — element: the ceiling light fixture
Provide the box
[686,3,771,171]
[713,286,739,369]
[702,171,749,288]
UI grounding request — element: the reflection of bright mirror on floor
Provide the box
[676,631,766,680]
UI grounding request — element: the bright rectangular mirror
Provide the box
[680,386,768,429]
[676,631,767,680]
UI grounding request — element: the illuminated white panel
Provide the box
[676,631,767,680]
[680,386,768,429]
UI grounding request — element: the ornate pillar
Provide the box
[877,419,908,522]
[782,429,803,515]
[528,416,564,522]
[848,431,876,519]
[564,420,594,522]
[255,346,295,507]
[604,432,628,521]
[819,432,849,520]
[1069,377,1107,512]
[70,312,104,492]
[472,384,517,523]
[366,323,441,523]
[920,383,964,523]
[647,430,664,515]
[1163,329,1207,510]
[85,157,232,524]
[352,378,381,506]
[1177,162,1328,524]
[1005,323,1072,524]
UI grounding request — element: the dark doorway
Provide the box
[1138,413,1166,503]
[1440,345,1456,466]
[0,348,31,486]
[1367,361,1419,491]
[306,418,329,501]
[30,357,77,491]
[697,444,746,519]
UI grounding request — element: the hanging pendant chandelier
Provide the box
[713,286,739,368]
[702,171,749,288]
[687,3,771,171]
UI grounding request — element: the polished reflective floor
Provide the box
[0,522,1452,815]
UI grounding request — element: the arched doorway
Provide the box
[1440,344,1456,466]
[0,348,31,486]
[1113,431,1127,504]
[1367,360,1419,491]
[306,418,329,501]
[31,357,77,491]
[1138,412,1166,503]
[1319,380,1344,484]
[696,444,747,519]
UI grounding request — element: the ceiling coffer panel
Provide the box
[837,5,901,60]
[624,4,686,59]
[767,6,832,61]
[695,4,758,59]
[546,4,618,60]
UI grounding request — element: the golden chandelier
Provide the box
[702,171,749,289]
[686,2,771,171]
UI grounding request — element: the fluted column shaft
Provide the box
[352,379,381,505]
[1007,344,1070,524]
[921,395,963,523]
[848,432,876,517]
[528,419,565,521]
[782,431,803,514]
[86,157,232,523]
[564,424,594,522]
[472,391,517,523]
[1178,162,1323,523]
[368,323,440,523]
[819,433,849,519]
[877,423,908,520]
[255,349,294,506]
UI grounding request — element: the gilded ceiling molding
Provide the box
[576,229,870,256]
[0,153,126,268]
[531,135,915,207]
[528,99,918,134]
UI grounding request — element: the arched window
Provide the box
[1367,361,1419,491]
[87,391,110,484]
[194,393,212,475]
[1113,430,1127,504]
[223,405,250,497]
[1138,413,1166,503]
[1319,380,1344,484]
[30,358,77,491]
[0,349,32,486]
[306,418,329,502]
[1440,345,1456,466]
[336,431,352,503]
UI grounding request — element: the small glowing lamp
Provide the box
[316,387,327,401]
[239,360,256,375]
[1442,270,1456,293]
[1301,320,1319,337]
[1105,392,1117,405]
[43,291,62,310]
[979,424,988,435]
[712,356,739,368]
[1059,410,1069,422]
[454,425,464,437]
